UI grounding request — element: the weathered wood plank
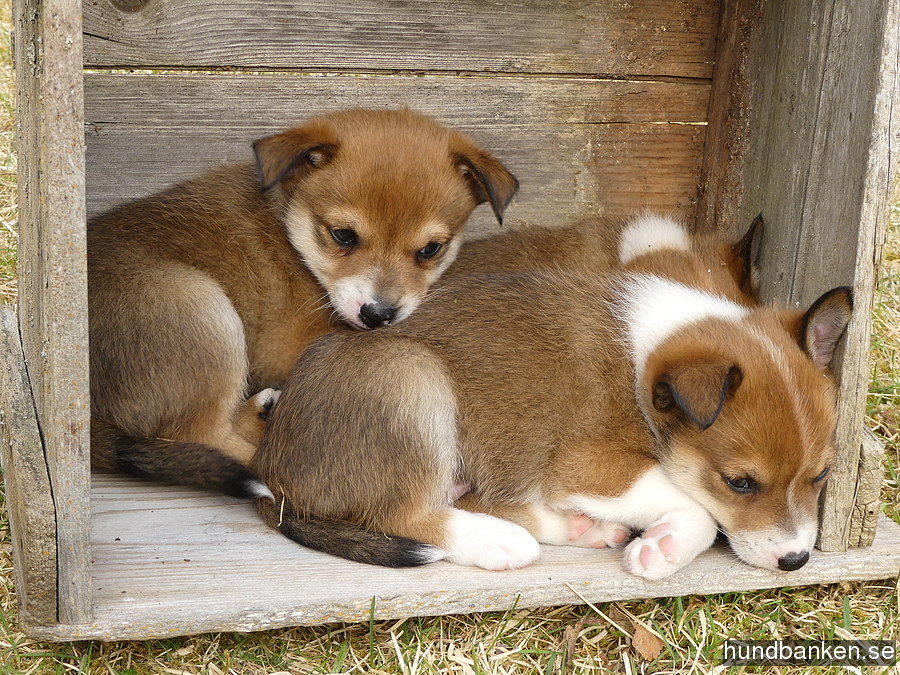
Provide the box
[24,474,900,641]
[82,0,718,79]
[13,0,92,624]
[697,0,900,550]
[847,430,885,548]
[0,307,58,629]
[83,73,710,229]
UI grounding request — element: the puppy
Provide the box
[251,214,852,578]
[88,108,518,496]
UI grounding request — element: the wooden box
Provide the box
[3,0,900,640]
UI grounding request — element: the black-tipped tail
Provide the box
[257,498,443,568]
[90,418,273,500]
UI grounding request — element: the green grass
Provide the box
[0,0,897,671]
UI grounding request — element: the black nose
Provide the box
[777,550,810,571]
[359,303,397,328]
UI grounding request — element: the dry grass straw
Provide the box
[0,0,897,672]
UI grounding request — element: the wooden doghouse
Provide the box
[3,0,900,640]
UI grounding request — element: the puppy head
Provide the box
[643,287,852,572]
[253,108,518,329]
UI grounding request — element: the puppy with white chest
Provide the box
[252,214,852,578]
[89,108,518,496]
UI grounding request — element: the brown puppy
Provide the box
[252,214,851,577]
[89,108,518,496]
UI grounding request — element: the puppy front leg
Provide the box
[622,506,718,580]
[456,496,629,551]
[524,505,631,550]
[559,466,719,579]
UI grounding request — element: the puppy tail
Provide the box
[90,418,273,501]
[257,498,444,568]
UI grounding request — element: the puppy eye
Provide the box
[813,466,831,483]
[417,241,443,260]
[330,228,358,248]
[724,475,758,495]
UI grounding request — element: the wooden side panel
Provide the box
[698,0,900,551]
[83,73,710,230]
[82,0,718,78]
[0,307,58,628]
[13,0,92,624]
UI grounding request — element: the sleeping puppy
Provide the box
[88,108,518,497]
[251,214,852,578]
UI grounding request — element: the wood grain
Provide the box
[84,72,710,229]
[25,474,900,641]
[0,307,58,629]
[13,0,92,624]
[847,430,885,548]
[82,0,718,78]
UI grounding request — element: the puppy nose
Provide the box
[359,302,397,328]
[777,550,810,571]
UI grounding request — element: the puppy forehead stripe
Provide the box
[747,327,820,459]
[618,274,749,368]
[618,214,691,265]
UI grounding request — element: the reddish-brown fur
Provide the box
[89,108,517,493]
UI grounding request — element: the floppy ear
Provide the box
[252,120,339,191]
[653,359,742,431]
[800,286,853,370]
[728,213,763,299]
[451,135,519,225]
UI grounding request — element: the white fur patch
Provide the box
[618,214,691,265]
[442,509,541,570]
[283,207,332,287]
[556,466,706,528]
[245,479,276,502]
[617,275,749,380]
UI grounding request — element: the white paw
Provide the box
[251,388,281,419]
[444,510,541,571]
[623,514,715,580]
[568,515,631,549]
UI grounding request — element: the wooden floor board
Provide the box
[29,473,900,641]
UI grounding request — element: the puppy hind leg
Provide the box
[457,496,628,551]
[126,267,257,464]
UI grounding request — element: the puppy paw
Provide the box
[444,510,541,571]
[623,516,714,580]
[251,388,282,421]
[568,515,631,549]
[234,388,282,445]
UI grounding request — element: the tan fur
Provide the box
[253,215,852,574]
[89,108,517,480]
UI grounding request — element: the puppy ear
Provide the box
[727,213,763,299]
[653,359,742,431]
[799,286,853,370]
[451,135,519,225]
[252,121,338,191]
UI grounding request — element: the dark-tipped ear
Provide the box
[800,286,853,370]
[452,137,519,225]
[729,213,763,299]
[653,360,742,430]
[252,121,338,191]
